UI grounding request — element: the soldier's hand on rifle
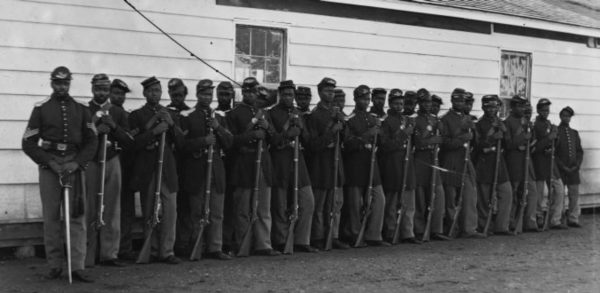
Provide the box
[403,124,415,135]
[63,161,79,174]
[492,130,503,140]
[100,115,116,129]
[209,117,220,130]
[331,121,344,133]
[460,131,473,142]
[523,131,532,140]
[158,109,175,126]
[257,118,269,130]
[152,122,169,135]
[286,126,301,138]
[97,124,111,134]
[548,128,558,140]
[48,160,63,174]
[204,134,216,145]
[251,129,266,140]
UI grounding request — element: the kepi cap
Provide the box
[196,79,214,91]
[91,73,110,86]
[141,76,160,89]
[317,77,336,90]
[168,78,186,90]
[353,85,370,98]
[296,86,312,97]
[242,77,259,90]
[217,81,234,93]
[278,80,296,91]
[334,88,345,98]
[560,106,574,116]
[50,66,72,81]
[111,79,130,92]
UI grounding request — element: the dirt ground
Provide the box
[1,213,599,293]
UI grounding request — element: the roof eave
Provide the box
[322,0,600,38]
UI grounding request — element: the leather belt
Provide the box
[41,140,77,152]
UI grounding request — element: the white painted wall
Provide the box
[1,0,599,221]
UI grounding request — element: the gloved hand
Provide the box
[97,124,111,134]
[204,134,216,145]
[251,129,266,140]
[331,122,344,133]
[492,131,503,140]
[158,109,174,126]
[209,117,220,130]
[100,115,116,129]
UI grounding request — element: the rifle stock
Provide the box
[448,128,472,239]
[392,125,412,244]
[483,138,502,235]
[512,122,531,235]
[324,132,341,251]
[95,133,108,230]
[190,110,216,261]
[354,130,379,248]
[542,136,557,231]
[237,139,264,257]
[284,135,300,254]
[137,132,166,264]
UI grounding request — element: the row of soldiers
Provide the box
[22,66,583,283]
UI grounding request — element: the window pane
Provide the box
[267,31,282,58]
[251,28,267,56]
[236,26,250,55]
[234,55,252,81]
[265,58,281,83]
[251,56,265,83]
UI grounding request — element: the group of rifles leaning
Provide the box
[22,66,584,283]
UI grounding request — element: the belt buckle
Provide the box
[56,143,67,151]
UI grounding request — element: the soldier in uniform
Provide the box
[306,78,349,250]
[129,76,184,264]
[333,88,347,114]
[268,80,317,253]
[378,90,419,243]
[179,79,233,260]
[464,92,477,121]
[412,91,448,241]
[504,97,539,232]
[109,79,129,109]
[85,74,132,267]
[226,77,280,256]
[555,106,583,227]
[440,88,485,238]
[341,85,389,246]
[295,86,313,115]
[532,98,567,229]
[431,94,443,117]
[216,81,235,112]
[402,91,418,117]
[369,88,387,118]
[474,95,513,234]
[22,66,97,282]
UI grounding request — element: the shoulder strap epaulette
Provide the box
[214,110,226,117]
[345,112,356,121]
[180,108,195,117]
[73,97,89,107]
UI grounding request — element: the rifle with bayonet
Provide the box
[392,118,412,244]
[354,121,379,248]
[512,119,532,235]
[422,126,440,242]
[448,127,473,239]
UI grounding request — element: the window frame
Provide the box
[232,22,288,89]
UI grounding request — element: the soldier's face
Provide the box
[196,89,213,108]
[217,91,233,105]
[419,100,432,113]
[431,102,441,115]
[169,86,187,105]
[242,89,257,106]
[355,94,370,111]
[452,99,466,112]
[405,101,416,112]
[295,95,311,110]
[560,112,571,124]
[110,87,127,107]
[537,105,550,119]
[319,86,335,103]
[92,84,111,104]
[143,84,162,105]
[279,88,295,108]
[372,94,385,108]
[333,96,345,110]
[464,101,473,114]
[51,80,70,96]
[524,108,532,120]
[483,105,498,118]
[389,98,404,113]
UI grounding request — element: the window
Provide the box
[499,50,532,117]
[235,25,286,85]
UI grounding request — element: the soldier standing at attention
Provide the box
[341,85,389,247]
[378,90,419,243]
[532,99,567,229]
[268,80,317,253]
[109,79,138,261]
[22,66,97,282]
[180,79,233,260]
[306,78,349,250]
[555,106,583,228]
[412,91,448,241]
[431,94,443,117]
[129,76,184,264]
[226,77,280,256]
[440,88,485,238]
[85,74,132,267]
[369,88,387,119]
[474,95,512,235]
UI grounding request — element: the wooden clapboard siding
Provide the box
[0,184,42,222]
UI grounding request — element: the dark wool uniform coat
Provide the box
[179,107,233,194]
[305,102,345,189]
[88,101,133,161]
[474,116,509,184]
[268,103,312,189]
[413,111,441,187]
[23,94,98,168]
[532,116,558,181]
[503,114,533,182]
[343,109,382,188]
[225,102,274,188]
[440,109,475,187]
[556,122,583,185]
[128,103,183,192]
[378,109,416,191]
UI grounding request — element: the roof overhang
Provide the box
[322,0,600,38]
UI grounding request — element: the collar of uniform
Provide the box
[51,93,73,102]
[91,99,110,108]
[352,108,368,115]
[387,108,402,117]
[167,102,190,111]
[559,122,570,128]
[451,108,464,116]
[316,101,333,112]
[535,115,547,122]
[144,103,163,112]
